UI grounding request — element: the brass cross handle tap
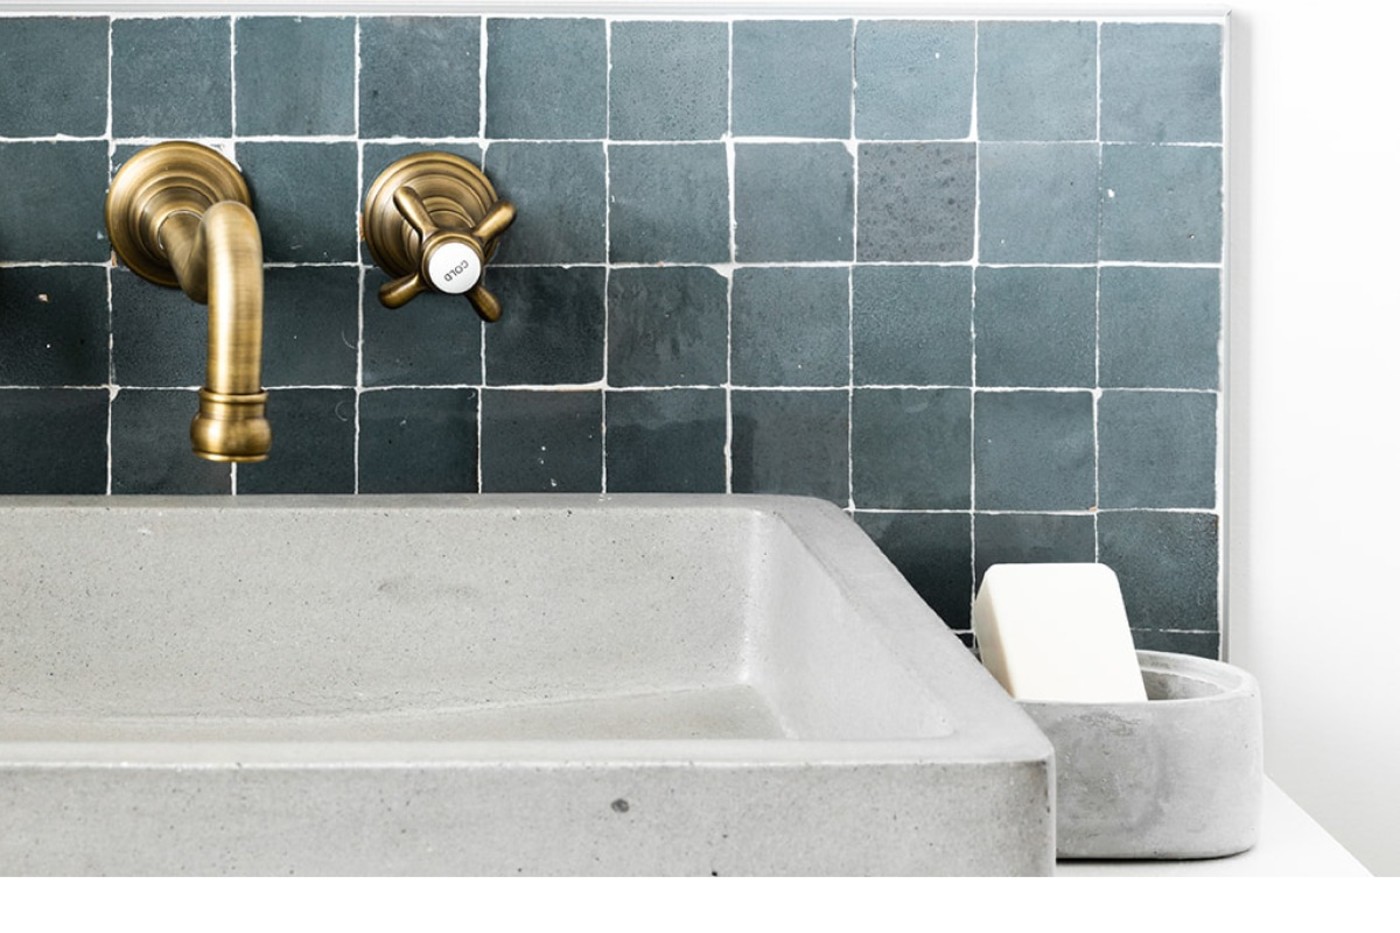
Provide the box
[361,152,516,322]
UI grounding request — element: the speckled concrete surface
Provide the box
[1022,650,1263,859]
[0,494,1053,875]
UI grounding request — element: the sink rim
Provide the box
[0,493,1052,769]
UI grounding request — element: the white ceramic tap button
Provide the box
[426,242,482,294]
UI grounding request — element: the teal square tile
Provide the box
[235,17,355,136]
[731,390,848,504]
[979,143,1098,263]
[853,266,971,388]
[0,389,108,494]
[1131,630,1219,659]
[0,17,107,136]
[1100,267,1220,389]
[260,267,359,387]
[362,268,482,388]
[858,143,975,261]
[1099,390,1217,509]
[607,267,728,387]
[608,144,729,263]
[0,266,107,387]
[112,390,231,494]
[112,18,231,138]
[485,18,606,139]
[484,268,605,386]
[236,389,356,494]
[605,389,726,493]
[855,21,973,140]
[852,388,971,509]
[483,142,605,263]
[480,389,602,493]
[974,390,1094,510]
[974,513,1097,588]
[732,268,848,387]
[236,142,359,261]
[977,21,1097,141]
[735,143,853,262]
[974,267,1096,387]
[610,21,728,141]
[732,20,852,138]
[1101,144,1222,262]
[1101,24,1223,143]
[855,512,972,628]
[359,388,478,493]
[0,142,110,261]
[360,17,480,138]
[1098,511,1219,634]
[113,268,206,387]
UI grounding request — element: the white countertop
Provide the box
[1056,779,1371,876]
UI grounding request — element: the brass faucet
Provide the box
[105,142,271,462]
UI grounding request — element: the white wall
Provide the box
[1225,1,1400,877]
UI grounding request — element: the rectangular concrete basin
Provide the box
[0,495,1052,875]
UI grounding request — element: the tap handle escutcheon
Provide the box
[363,153,516,323]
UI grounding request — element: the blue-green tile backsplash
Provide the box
[0,13,1225,654]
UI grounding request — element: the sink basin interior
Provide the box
[2,497,957,747]
[0,495,1052,876]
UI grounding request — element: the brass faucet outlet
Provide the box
[105,142,271,463]
[361,151,516,322]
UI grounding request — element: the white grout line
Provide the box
[967,20,981,627]
[845,18,856,513]
[1092,20,1105,560]
[853,506,1216,516]
[478,16,488,140]
[0,13,1233,26]
[104,15,115,496]
[351,17,362,495]
[599,18,612,494]
[1217,14,1232,660]
[0,259,1224,271]
[227,14,239,495]
[228,16,237,138]
[0,381,1220,395]
[477,17,489,494]
[722,18,735,495]
[0,133,1227,148]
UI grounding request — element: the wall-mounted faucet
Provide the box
[105,142,271,462]
[361,152,516,322]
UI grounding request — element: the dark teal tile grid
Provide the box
[0,14,1226,656]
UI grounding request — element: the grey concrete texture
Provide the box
[0,494,1053,876]
[1020,650,1263,859]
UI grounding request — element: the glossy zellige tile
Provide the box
[609,21,728,141]
[112,18,232,138]
[855,21,974,140]
[0,389,108,495]
[605,389,727,493]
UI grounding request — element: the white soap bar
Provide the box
[972,563,1147,703]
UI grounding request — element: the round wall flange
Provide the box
[105,142,252,288]
[361,151,501,278]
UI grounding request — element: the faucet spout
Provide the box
[160,203,271,462]
[104,141,272,462]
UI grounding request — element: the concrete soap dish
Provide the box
[1020,650,1263,860]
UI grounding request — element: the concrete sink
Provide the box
[0,495,1052,875]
